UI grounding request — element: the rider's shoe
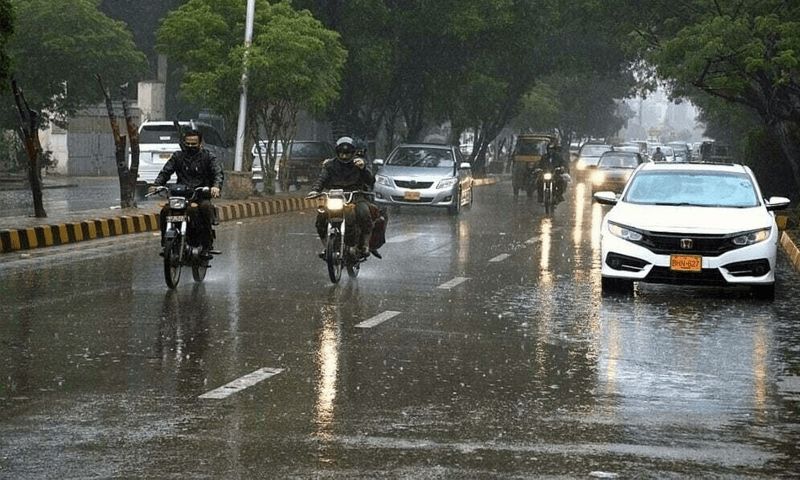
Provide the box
[370,249,383,259]
[318,250,326,259]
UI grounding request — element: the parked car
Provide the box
[134,121,233,184]
[251,140,334,187]
[575,143,613,170]
[251,141,281,182]
[593,162,790,299]
[373,143,473,215]
[590,151,646,193]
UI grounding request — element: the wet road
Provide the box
[1,176,799,478]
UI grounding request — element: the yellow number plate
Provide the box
[670,255,702,272]
[403,191,421,201]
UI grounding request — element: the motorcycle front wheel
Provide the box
[326,233,343,283]
[163,237,182,289]
[543,184,553,215]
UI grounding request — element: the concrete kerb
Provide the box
[780,231,800,273]
[0,177,501,254]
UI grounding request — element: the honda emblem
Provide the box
[680,238,693,249]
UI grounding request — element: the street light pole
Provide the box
[233,0,256,171]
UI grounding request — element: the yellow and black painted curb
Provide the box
[0,196,318,254]
[780,231,800,273]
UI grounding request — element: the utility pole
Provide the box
[233,0,256,171]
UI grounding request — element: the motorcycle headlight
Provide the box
[169,197,187,209]
[376,175,391,186]
[326,198,345,211]
[592,172,605,185]
[731,227,771,246]
[437,177,458,189]
[608,221,644,242]
[543,173,553,181]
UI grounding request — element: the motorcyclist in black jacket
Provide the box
[308,136,376,258]
[536,143,569,203]
[148,129,223,256]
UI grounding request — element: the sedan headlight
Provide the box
[731,227,771,246]
[437,177,458,189]
[169,197,187,209]
[608,221,644,242]
[375,174,391,186]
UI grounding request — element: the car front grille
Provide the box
[391,196,434,203]
[394,180,434,189]
[637,231,737,256]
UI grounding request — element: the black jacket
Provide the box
[154,149,224,190]
[311,158,375,192]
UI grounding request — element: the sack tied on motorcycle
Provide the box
[368,204,388,251]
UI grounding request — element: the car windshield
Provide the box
[387,147,455,168]
[515,140,548,156]
[580,145,611,156]
[139,125,180,144]
[598,154,639,168]
[624,171,759,207]
[291,142,332,157]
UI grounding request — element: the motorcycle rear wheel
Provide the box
[346,259,360,278]
[326,234,343,283]
[192,257,208,282]
[163,237,182,289]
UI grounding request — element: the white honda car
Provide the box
[594,162,790,299]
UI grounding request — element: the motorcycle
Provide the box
[146,185,217,289]
[534,166,565,216]
[308,189,374,284]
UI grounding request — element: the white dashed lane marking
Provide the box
[199,367,284,399]
[356,310,402,329]
[437,277,470,289]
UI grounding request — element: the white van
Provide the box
[132,121,233,184]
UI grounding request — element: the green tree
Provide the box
[6,0,147,126]
[157,0,346,189]
[0,0,12,90]
[620,0,800,191]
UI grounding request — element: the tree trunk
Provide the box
[11,79,46,218]
[771,120,800,194]
[97,75,133,209]
[120,83,139,208]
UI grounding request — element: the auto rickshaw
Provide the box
[511,133,557,196]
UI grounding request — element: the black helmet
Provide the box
[335,136,356,163]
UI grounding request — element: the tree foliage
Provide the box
[5,0,147,126]
[0,0,12,90]
[618,0,800,191]
[157,0,346,175]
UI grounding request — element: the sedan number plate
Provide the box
[403,191,421,201]
[670,254,702,272]
[166,215,187,223]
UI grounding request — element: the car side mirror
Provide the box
[593,191,618,205]
[765,196,791,211]
[372,159,384,166]
[459,162,471,169]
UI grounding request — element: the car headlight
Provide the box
[731,227,771,246]
[592,172,605,185]
[437,177,458,189]
[326,198,344,211]
[375,174,391,186]
[169,197,187,209]
[608,221,644,242]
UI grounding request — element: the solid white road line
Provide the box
[355,310,402,329]
[199,367,284,400]
[489,253,510,263]
[437,276,469,289]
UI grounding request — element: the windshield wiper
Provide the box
[652,202,703,207]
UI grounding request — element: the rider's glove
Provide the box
[307,190,320,198]
[147,185,158,194]
[210,186,221,198]
[354,158,365,169]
